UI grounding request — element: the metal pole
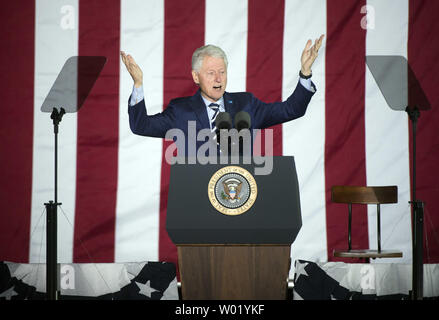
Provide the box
[377,204,381,253]
[406,106,423,300]
[45,201,57,300]
[348,203,352,251]
[45,108,64,300]
[412,201,424,300]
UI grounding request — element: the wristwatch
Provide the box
[299,70,312,79]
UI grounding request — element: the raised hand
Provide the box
[120,51,143,88]
[301,34,324,76]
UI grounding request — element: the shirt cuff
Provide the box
[129,85,145,106]
[299,77,315,93]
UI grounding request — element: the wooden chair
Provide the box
[331,185,403,259]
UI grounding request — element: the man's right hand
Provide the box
[120,51,143,88]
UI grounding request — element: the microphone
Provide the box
[215,112,232,152]
[215,112,232,131]
[234,111,251,130]
[234,111,251,156]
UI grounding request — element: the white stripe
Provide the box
[205,0,248,92]
[30,0,78,263]
[282,0,328,274]
[365,0,411,263]
[116,0,164,262]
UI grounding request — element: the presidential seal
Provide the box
[207,166,257,216]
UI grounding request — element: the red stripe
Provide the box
[73,0,120,262]
[159,0,205,265]
[408,0,439,263]
[325,0,368,262]
[247,0,284,156]
[0,1,35,262]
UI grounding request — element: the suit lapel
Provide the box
[190,90,210,129]
[223,92,236,126]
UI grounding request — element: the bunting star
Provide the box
[135,280,158,298]
[0,286,19,300]
[294,261,309,281]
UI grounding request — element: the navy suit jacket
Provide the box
[128,80,316,155]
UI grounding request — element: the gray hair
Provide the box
[191,44,228,72]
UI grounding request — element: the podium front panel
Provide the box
[166,156,302,244]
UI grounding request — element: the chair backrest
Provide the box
[331,186,397,205]
[331,185,402,258]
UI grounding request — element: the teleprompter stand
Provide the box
[366,56,431,300]
[40,56,106,300]
[44,108,65,300]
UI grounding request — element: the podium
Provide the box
[166,156,302,300]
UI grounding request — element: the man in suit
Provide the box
[120,35,324,157]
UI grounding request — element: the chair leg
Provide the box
[377,204,381,253]
[348,203,352,251]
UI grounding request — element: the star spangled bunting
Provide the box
[292,260,415,300]
[0,261,178,300]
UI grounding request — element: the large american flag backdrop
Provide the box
[1,0,438,279]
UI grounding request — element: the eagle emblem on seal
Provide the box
[221,178,243,203]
